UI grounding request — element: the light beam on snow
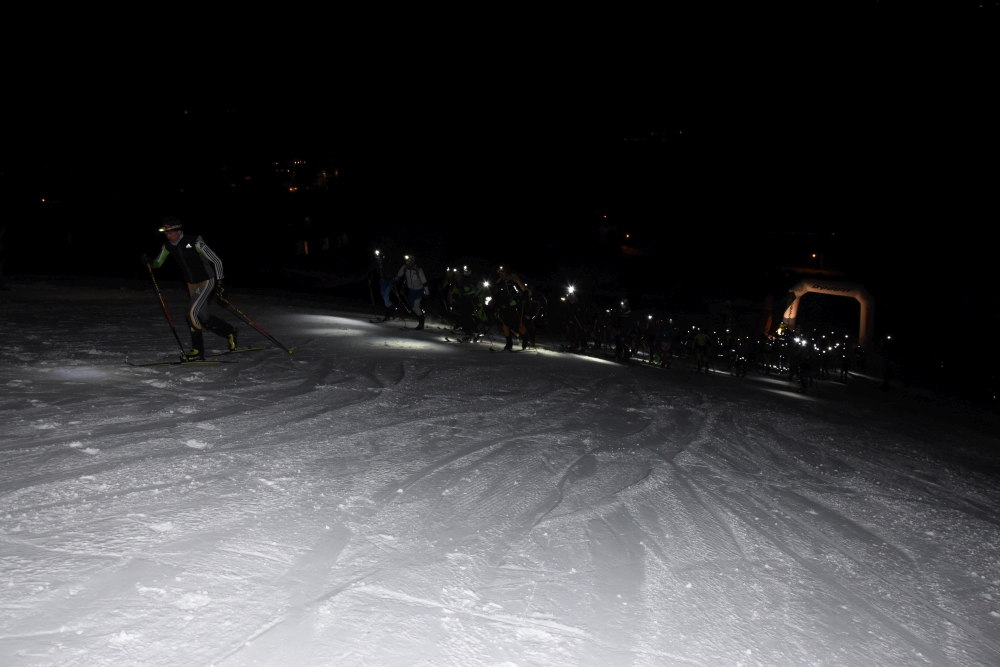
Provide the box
[293,314,376,328]
[294,314,378,338]
[755,386,820,402]
[748,375,798,387]
[301,328,365,337]
[567,353,618,365]
[375,338,450,351]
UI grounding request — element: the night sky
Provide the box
[7,50,997,398]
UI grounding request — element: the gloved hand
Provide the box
[140,254,152,266]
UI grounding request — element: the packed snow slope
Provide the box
[1,280,999,667]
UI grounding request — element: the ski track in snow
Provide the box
[1,284,999,666]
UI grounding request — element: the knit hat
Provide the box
[159,217,183,232]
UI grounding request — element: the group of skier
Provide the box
[368,250,871,396]
[371,251,682,368]
[372,251,540,352]
[139,220,864,391]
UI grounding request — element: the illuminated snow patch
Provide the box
[567,353,619,365]
[302,328,365,337]
[295,314,375,328]
[185,439,209,449]
[748,375,798,387]
[756,387,819,402]
[375,338,449,351]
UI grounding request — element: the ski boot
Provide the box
[503,335,514,352]
[415,315,425,330]
[185,329,205,361]
[227,329,238,352]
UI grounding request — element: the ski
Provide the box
[126,359,232,367]
[203,347,265,358]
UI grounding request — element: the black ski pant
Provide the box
[186,279,235,351]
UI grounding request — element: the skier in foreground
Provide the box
[141,217,237,361]
[396,255,428,330]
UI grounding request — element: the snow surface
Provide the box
[1,282,999,667]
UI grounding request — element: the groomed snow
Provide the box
[1,282,999,667]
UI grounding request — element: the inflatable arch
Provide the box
[781,279,875,353]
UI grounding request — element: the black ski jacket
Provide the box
[150,234,224,284]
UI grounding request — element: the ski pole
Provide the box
[215,291,293,354]
[483,316,498,351]
[391,285,412,314]
[146,263,186,354]
[390,285,412,328]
